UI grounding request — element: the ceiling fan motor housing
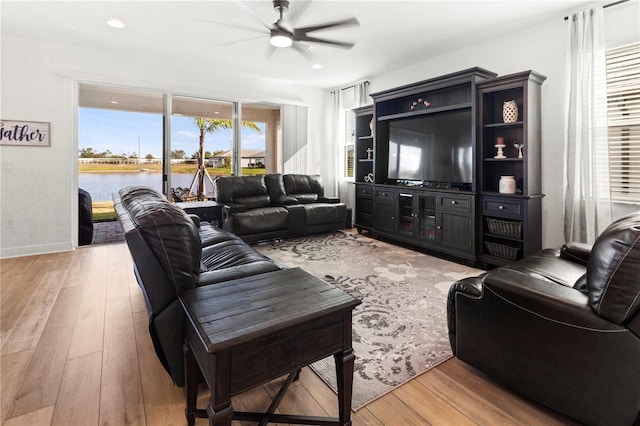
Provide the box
[273,0,290,14]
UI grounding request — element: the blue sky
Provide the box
[78,108,266,158]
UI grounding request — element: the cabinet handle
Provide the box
[437,225,442,230]
[451,200,457,205]
[498,205,504,210]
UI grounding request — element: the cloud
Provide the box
[177,130,198,139]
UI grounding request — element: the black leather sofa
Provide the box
[113,185,283,386]
[215,174,346,243]
[447,211,640,426]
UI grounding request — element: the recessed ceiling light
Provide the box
[107,19,125,29]
[311,64,322,69]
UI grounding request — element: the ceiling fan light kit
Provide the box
[270,26,293,47]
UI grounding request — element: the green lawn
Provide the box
[88,167,266,221]
[80,163,264,175]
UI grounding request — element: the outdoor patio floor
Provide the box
[92,220,124,245]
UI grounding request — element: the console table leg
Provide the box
[207,351,233,426]
[334,349,355,426]
[183,343,198,426]
[206,404,233,426]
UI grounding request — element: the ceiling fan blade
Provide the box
[291,42,317,62]
[212,35,267,47]
[195,18,267,35]
[262,45,277,61]
[235,0,273,31]
[292,34,355,49]
[286,0,312,27]
[293,17,359,35]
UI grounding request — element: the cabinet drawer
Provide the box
[440,195,471,211]
[356,185,373,198]
[483,198,523,218]
[375,189,395,202]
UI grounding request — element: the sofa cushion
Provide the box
[201,239,275,270]
[265,174,298,205]
[216,175,268,204]
[232,207,289,235]
[587,211,640,324]
[303,203,347,226]
[135,204,202,293]
[234,195,271,209]
[283,174,324,203]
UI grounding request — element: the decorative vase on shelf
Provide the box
[499,175,516,194]
[503,100,519,123]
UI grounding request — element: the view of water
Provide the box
[79,172,207,201]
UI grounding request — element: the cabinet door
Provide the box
[397,192,415,237]
[416,194,437,242]
[438,210,473,254]
[374,203,396,233]
[373,189,396,233]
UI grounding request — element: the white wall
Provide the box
[366,1,639,249]
[0,34,327,258]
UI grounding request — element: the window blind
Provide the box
[344,109,355,178]
[607,42,640,203]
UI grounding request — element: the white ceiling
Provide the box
[2,0,594,89]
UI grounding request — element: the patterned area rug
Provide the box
[254,230,483,410]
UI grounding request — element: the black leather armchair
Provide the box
[448,211,640,426]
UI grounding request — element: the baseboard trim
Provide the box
[1,241,75,259]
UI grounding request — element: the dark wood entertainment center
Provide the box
[354,67,546,266]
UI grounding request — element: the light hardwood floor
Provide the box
[0,241,578,425]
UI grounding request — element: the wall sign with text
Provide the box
[0,120,50,147]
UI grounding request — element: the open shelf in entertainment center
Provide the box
[483,121,523,128]
[377,103,472,122]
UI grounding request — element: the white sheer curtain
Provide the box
[564,6,611,244]
[329,81,369,198]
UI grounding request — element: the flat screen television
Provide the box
[387,110,472,186]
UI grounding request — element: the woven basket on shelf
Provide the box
[484,241,521,260]
[486,218,522,239]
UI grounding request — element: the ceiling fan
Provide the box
[204,0,359,60]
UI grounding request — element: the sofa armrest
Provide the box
[560,241,592,266]
[447,275,485,354]
[272,195,299,206]
[318,196,341,204]
[187,214,201,228]
[223,203,247,214]
[482,268,621,330]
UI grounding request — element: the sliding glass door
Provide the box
[78,84,285,213]
[78,85,164,218]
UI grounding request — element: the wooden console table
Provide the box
[180,267,361,426]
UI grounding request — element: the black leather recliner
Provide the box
[283,174,347,235]
[448,211,640,426]
[215,174,346,243]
